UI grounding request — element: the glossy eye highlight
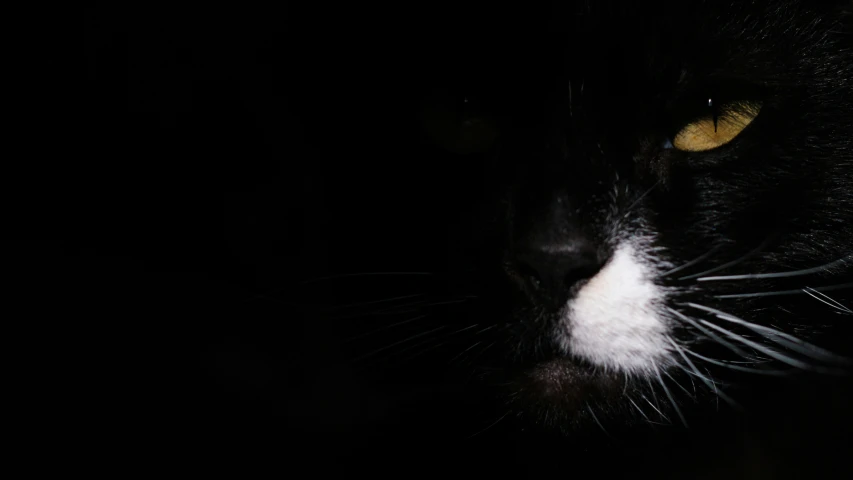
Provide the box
[672,101,762,152]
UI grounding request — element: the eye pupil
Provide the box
[708,97,718,132]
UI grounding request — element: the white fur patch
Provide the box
[557,243,670,374]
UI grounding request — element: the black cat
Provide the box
[313,3,853,469]
[450,0,853,432]
[334,0,853,440]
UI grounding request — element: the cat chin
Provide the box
[504,357,631,428]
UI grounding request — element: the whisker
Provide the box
[803,287,853,314]
[684,349,790,375]
[661,245,724,278]
[666,337,714,388]
[644,378,664,415]
[686,303,851,365]
[342,314,429,343]
[679,238,771,281]
[329,297,474,321]
[327,306,424,321]
[351,325,446,362]
[696,255,851,282]
[468,410,511,439]
[326,294,425,311]
[587,405,611,437]
[627,395,649,421]
[667,307,762,361]
[302,272,432,284]
[715,282,853,299]
[663,370,695,400]
[683,365,699,395]
[703,367,723,411]
[471,325,498,335]
[697,319,815,370]
[621,181,660,219]
[374,297,477,313]
[449,340,484,365]
[656,369,687,427]
[467,340,500,367]
[397,324,486,363]
[666,336,739,409]
[640,392,670,423]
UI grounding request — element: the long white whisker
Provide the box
[329,297,474,320]
[656,369,687,426]
[716,282,853,299]
[627,395,652,423]
[673,363,711,387]
[327,294,425,310]
[663,370,695,399]
[697,319,816,370]
[303,271,432,284]
[465,340,499,367]
[587,405,610,436]
[667,307,762,361]
[621,181,660,219]
[640,393,670,423]
[468,410,511,439]
[803,287,853,314]
[686,303,851,365]
[351,325,446,362]
[666,337,716,388]
[449,340,483,365]
[679,239,771,280]
[696,255,851,282]
[684,349,790,375]
[371,297,477,315]
[397,323,490,362]
[666,335,739,408]
[343,314,430,343]
[702,367,723,411]
[661,245,723,278]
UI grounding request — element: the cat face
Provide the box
[461,0,853,429]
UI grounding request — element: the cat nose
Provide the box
[511,242,605,308]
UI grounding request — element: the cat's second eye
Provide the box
[671,100,762,152]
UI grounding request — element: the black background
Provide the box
[76,3,853,476]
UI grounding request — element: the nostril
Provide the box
[563,263,601,289]
[509,247,606,307]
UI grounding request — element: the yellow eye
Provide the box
[672,102,762,152]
